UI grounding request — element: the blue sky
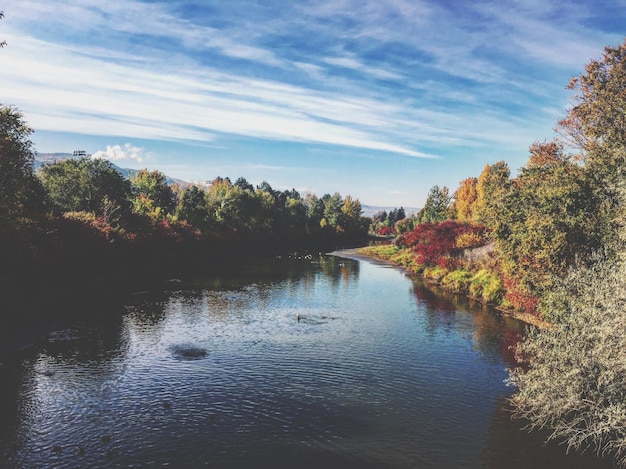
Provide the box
[1,1,625,207]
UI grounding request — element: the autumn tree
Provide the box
[558,39,626,171]
[474,161,510,227]
[451,177,478,222]
[492,143,601,308]
[557,39,626,254]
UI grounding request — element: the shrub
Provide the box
[509,257,626,466]
[455,231,485,249]
[441,269,473,292]
[469,269,504,303]
[501,275,539,314]
[396,220,486,267]
[423,266,448,282]
[390,248,421,272]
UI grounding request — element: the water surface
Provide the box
[0,253,613,468]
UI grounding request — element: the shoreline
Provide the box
[333,247,551,329]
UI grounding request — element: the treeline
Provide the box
[35,157,370,242]
[363,39,626,465]
[0,104,371,323]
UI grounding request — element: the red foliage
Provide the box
[396,221,485,267]
[502,276,539,315]
[376,226,395,236]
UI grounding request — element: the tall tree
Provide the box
[451,177,478,222]
[419,185,451,223]
[0,104,43,225]
[557,39,626,254]
[558,39,626,170]
[491,142,601,309]
[474,161,510,227]
[176,185,210,228]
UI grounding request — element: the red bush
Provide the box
[376,226,395,236]
[396,221,485,267]
[502,276,539,315]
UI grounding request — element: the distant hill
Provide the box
[361,204,420,218]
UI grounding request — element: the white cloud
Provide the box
[92,144,146,162]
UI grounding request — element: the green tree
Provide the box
[492,143,600,303]
[176,185,209,228]
[130,169,176,220]
[419,185,451,223]
[39,157,131,219]
[558,39,626,255]
[321,192,343,229]
[0,104,43,225]
[303,193,323,234]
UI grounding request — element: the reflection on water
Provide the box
[0,254,612,468]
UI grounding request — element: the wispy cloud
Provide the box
[2,0,625,201]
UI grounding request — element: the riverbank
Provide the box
[345,246,550,329]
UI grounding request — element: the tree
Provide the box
[234,177,254,192]
[321,192,343,229]
[130,169,176,220]
[340,195,363,232]
[451,177,478,222]
[176,185,209,228]
[557,39,626,255]
[474,161,510,227]
[0,104,44,225]
[558,39,626,170]
[39,158,131,218]
[303,193,323,234]
[491,145,601,307]
[419,185,451,223]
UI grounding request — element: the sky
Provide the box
[1,1,625,208]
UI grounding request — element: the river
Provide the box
[0,252,613,468]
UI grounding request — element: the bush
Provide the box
[396,220,485,267]
[455,231,485,249]
[423,266,448,282]
[469,269,504,303]
[441,269,473,292]
[390,248,422,273]
[509,257,626,466]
